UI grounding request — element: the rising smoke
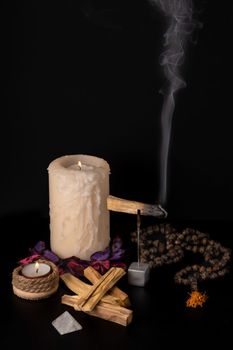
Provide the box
[149,0,197,206]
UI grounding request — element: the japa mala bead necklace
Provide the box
[131,224,231,308]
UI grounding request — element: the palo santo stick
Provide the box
[61,273,91,294]
[80,267,125,312]
[84,266,131,307]
[62,294,126,312]
[60,273,121,306]
[62,294,118,309]
[61,268,125,310]
[62,295,133,326]
[62,294,81,307]
[107,195,167,218]
[85,302,133,327]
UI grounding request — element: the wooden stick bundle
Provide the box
[60,273,121,306]
[61,267,133,326]
[62,295,133,326]
[61,267,125,312]
[84,266,131,307]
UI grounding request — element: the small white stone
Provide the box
[52,311,82,335]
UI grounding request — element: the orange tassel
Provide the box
[186,290,208,308]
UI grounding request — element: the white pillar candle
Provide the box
[48,155,110,260]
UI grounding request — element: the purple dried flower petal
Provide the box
[110,248,125,261]
[66,260,85,277]
[58,266,65,275]
[43,249,60,264]
[111,261,127,270]
[91,260,110,274]
[70,256,90,267]
[19,254,41,265]
[33,241,46,254]
[111,236,123,252]
[90,247,110,261]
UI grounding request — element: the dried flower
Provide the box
[18,235,127,278]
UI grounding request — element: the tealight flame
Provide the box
[35,261,40,274]
[78,161,82,170]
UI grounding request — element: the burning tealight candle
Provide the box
[21,261,51,278]
[48,154,110,260]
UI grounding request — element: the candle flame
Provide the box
[35,261,40,274]
[78,161,82,170]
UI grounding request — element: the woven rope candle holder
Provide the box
[12,259,59,300]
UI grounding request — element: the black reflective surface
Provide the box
[1,216,233,349]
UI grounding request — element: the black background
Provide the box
[1,2,233,349]
[2,0,233,221]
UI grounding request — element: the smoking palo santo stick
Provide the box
[107,195,167,217]
[84,266,131,307]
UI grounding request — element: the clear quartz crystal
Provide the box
[52,311,82,335]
